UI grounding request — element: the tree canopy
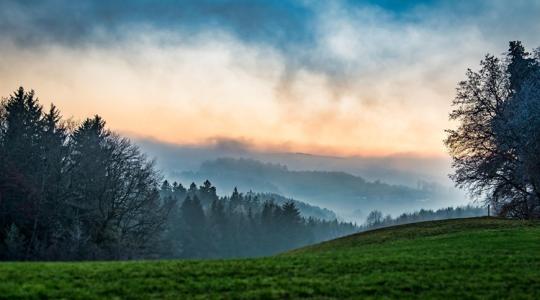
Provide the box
[0,88,358,260]
[445,41,540,219]
[0,88,170,260]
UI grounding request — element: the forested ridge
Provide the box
[181,158,432,212]
[159,180,357,258]
[0,88,356,260]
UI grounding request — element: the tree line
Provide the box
[361,206,487,230]
[184,157,431,211]
[0,88,356,260]
[0,88,172,260]
[159,180,357,258]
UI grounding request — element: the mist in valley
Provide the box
[137,138,470,223]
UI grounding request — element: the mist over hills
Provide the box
[177,158,465,221]
[136,137,456,187]
[136,138,469,221]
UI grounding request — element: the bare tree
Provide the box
[445,41,540,219]
[67,116,171,259]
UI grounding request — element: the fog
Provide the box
[137,137,471,222]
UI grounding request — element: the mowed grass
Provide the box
[1,217,539,299]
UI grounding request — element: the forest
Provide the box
[159,180,357,258]
[0,89,356,260]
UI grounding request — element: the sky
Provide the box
[1,0,540,158]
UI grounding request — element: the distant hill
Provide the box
[136,137,454,187]
[177,157,454,218]
[4,218,539,299]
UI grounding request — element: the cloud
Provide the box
[2,1,539,81]
[134,136,458,188]
[1,0,540,158]
[0,0,315,49]
[202,137,254,153]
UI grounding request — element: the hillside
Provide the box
[1,218,539,299]
[250,191,338,221]
[178,158,456,216]
[137,138,453,188]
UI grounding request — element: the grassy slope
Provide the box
[1,217,539,299]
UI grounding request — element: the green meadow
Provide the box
[1,217,539,299]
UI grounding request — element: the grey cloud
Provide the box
[3,0,540,87]
[0,0,316,49]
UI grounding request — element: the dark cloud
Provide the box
[204,137,254,153]
[3,0,439,47]
[2,1,539,53]
[0,0,316,49]
[2,0,540,105]
[0,0,462,84]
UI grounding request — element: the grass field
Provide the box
[1,217,539,299]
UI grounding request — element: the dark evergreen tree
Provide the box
[0,88,50,258]
[0,88,170,260]
[172,181,187,200]
[229,187,242,213]
[198,180,218,206]
[179,195,208,257]
[160,180,173,197]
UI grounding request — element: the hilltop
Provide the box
[177,157,455,216]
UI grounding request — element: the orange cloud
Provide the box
[0,28,474,159]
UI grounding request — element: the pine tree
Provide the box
[229,187,242,213]
[0,87,47,257]
[199,180,218,206]
[179,195,207,257]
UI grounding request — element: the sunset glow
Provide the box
[1,1,539,158]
